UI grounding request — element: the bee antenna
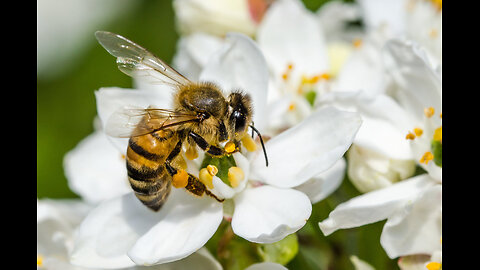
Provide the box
[251,121,255,138]
[249,125,269,167]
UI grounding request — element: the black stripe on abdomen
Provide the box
[126,162,165,182]
[128,140,163,161]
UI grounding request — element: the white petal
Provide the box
[295,158,346,204]
[319,174,435,236]
[231,185,312,243]
[127,189,223,265]
[381,184,442,258]
[250,106,361,188]
[357,0,406,35]
[63,131,130,204]
[245,262,289,270]
[200,32,269,130]
[132,248,222,270]
[319,91,413,159]
[258,0,328,77]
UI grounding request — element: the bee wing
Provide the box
[106,106,200,138]
[95,31,191,87]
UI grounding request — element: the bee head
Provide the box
[227,91,253,141]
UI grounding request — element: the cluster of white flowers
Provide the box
[38,0,441,269]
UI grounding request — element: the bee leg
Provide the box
[165,139,224,203]
[188,131,226,157]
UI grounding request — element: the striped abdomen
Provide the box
[126,129,177,211]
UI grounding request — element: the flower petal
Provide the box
[231,185,311,243]
[245,262,289,270]
[295,158,346,204]
[250,106,361,188]
[380,184,442,258]
[319,174,435,236]
[199,32,269,130]
[142,248,223,270]
[127,189,223,265]
[63,131,130,204]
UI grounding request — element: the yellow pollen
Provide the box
[420,151,434,164]
[228,167,244,188]
[426,262,442,270]
[225,141,236,154]
[353,38,362,48]
[199,168,214,189]
[406,132,416,140]
[424,107,435,118]
[207,165,218,176]
[121,154,126,160]
[281,72,289,81]
[413,127,423,137]
[172,169,189,188]
[185,146,198,160]
[241,135,257,152]
[37,255,43,266]
[433,126,442,143]
[288,103,296,111]
[287,63,294,70]
[440,112,442,118]
[320,73,331,80]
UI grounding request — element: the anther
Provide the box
[433,126,442,143]
[37,255,43,267]
[420,151,434,164]
[207,164,218,176]
[353,38,362,48]
[228,167,244,188]
[241,134,257,152]
[414,127,423,137]
[406,132,416,140]
[426,262,442,270]
[424,107,435,118]
[172,169,189,188]
[288,103,296,111]
[185,146,198,160]
[225,142,236,154]
[199,168,214,189]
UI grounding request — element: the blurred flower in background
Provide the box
[38,0,441,269]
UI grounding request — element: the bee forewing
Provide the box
[95,31,191,87]
[105,106,200,138]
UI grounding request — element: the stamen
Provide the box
[199,168,214,189]
[241,134,257,152]
[172,169,189,188]
[287,63,294,70]
[281,72,289,81]
[406,132,416,140]
[228,167,245,188]
[225,142,236,154]
[424,107,435,118]
[426,262,442,270]
[288,103,296,111]
[37,255,43,266]
[433,126,442,143]
[414,127,423,137]
[207,164,219,176]
[353,38,362,48]
[185,146,198,160]
[420,151,434,164]
[121,154,126,160]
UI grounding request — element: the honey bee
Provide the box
[95,31,268,211]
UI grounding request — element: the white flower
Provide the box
[318,39,442,259]
[172,0,262,37]
[70,32,362,267]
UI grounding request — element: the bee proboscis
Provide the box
[95,31,268,211]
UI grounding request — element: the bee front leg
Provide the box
[188,131,229,157]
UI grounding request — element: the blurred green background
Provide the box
[37,0,399,269]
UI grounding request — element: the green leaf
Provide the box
[431,140,442,167]
[201,155,237,184]
[257,233,299,265]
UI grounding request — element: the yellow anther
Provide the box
[320,73,331,80]
[406,132,416,140]
[433,126,442,143]
[420,151,434,164]
[241,134,257,152]
[199,168,214,189]
[185,146,198,160]
[353,38,362,48]
[225,141,236,154]
[281,72,289,81]
[424,107,435,118]
[440,112,442,118]
[121,154,126,160]
[172,169,189,188]
[287,63,294,70]
[37,255,43,266]
[426,262,442,270]
[413,127,423,137]
[207,164,218,176]
[228,167,244,188]
[430,0,442,11]
[288,103,296,111]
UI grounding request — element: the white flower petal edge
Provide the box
[250,106,361,188]
[319,174,435,236]
[231,185,312,244]
[152,247,223,270]
[245,262,289,270]
[381,185,442,258]
[71,189,223,268]
[200,32,269,130]
[63,131,130,204]
[295,158,346,204]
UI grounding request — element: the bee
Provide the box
[95,31,268,211]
